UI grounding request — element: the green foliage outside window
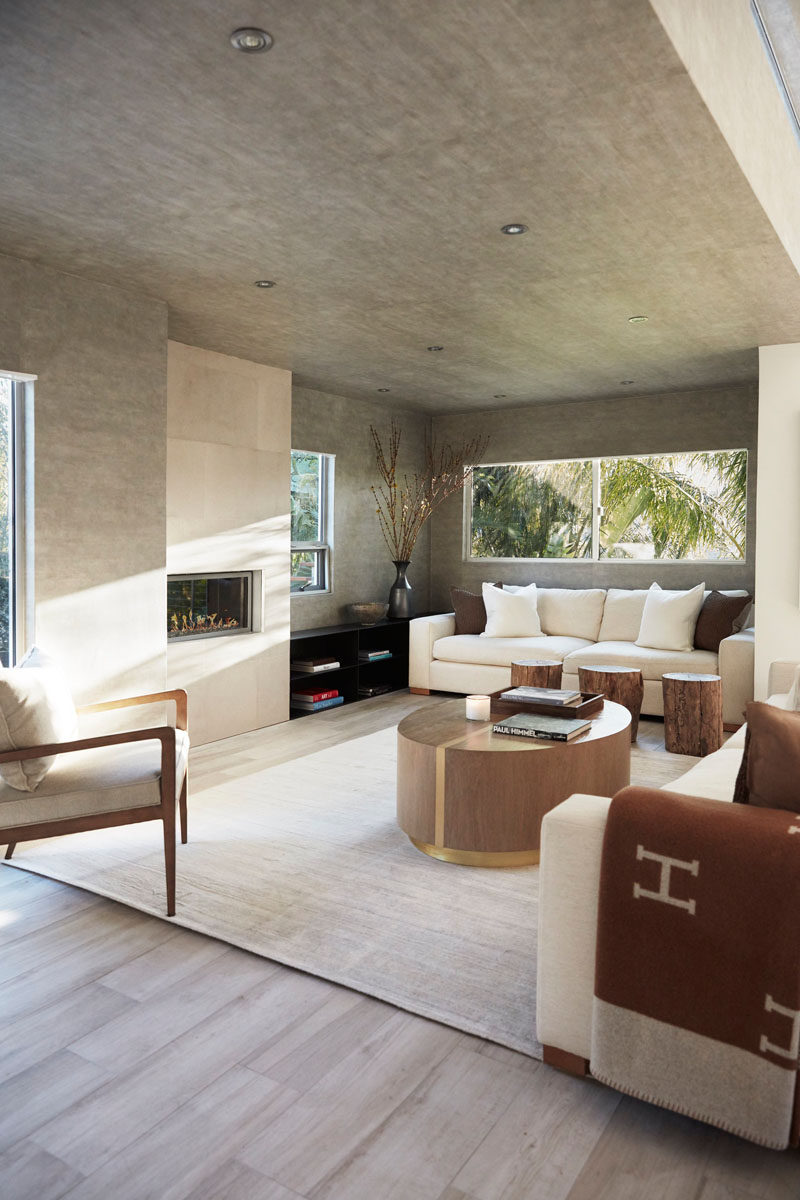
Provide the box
[470,449,747,562]
[471,461,592,559]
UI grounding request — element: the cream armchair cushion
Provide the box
[0,649,78,791]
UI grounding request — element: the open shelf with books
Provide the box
[289,618,410,718]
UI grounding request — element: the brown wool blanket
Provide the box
[591,786,800,1149]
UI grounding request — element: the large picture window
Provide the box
[291,449,334,593]
[469,449,747,563]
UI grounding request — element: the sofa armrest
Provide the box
[409,613,456,690]
[536,792,612,1060]
[717,629,754,726]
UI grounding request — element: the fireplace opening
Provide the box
[167,572,252,640]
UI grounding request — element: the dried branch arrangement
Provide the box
[370,420,490,561]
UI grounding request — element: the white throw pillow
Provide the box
[536,588,607,641]
[597,589,650,643]
[635,582,706,653]
[786,665,800,711]
[0,647,78,791]
[481,581,542,638]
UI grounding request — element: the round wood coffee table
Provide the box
[396,699,631,866]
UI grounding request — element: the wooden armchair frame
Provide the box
[1,689,188,916]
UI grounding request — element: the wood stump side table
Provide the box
[510,659,563,689]
[662,672,723,757]
[577,665,644,742]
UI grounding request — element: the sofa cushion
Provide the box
[0,652,79,792]
[635,582,705,652]
[661,748,741,803]
[563,640,719,681]
[694,591,751,652]
[733,701,800,812]
[0,729,190,829]
[482,582,542,638]
[597,589,650,643]
[535,588,607,641]
[433,634,592,668]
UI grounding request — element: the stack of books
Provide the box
[499,685,582,707]
[291,656,341,674]
[492,712,591,742]
[290,687,344,713]
[358,649,392,663]
[358,683,392,698]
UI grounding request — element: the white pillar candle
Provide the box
[465,694,491,721]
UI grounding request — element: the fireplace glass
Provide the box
[167,572,252,640]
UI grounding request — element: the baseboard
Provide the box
[542,1044,591,1077]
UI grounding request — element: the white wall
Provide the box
[650,0,800,277]
[166,342,291,744]
[754,343,800,696]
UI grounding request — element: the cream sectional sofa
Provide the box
[409,586,754,727]
[535,661,795,1069]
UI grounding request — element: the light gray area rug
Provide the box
[6,725,693,1058]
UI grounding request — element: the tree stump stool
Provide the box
[577,665,644,742]
[662,672,723,757]
[510,659,563,689]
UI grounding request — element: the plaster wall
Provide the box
[166,341,291,745]
[429,385,757,610]
[0,252,167,701]
[291,387,431,629]
[754,343,800,696]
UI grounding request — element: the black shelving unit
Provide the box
[290,618,410,717]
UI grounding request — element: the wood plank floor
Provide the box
[1,692,798,1200]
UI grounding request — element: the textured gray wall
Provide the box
[0,252,168,701]
[291,387,432,629]
[429,384,757,609]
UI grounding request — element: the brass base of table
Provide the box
[409,837,540,868]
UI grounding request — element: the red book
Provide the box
[290,688,339,703]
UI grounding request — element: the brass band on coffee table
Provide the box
[397,699,631,866]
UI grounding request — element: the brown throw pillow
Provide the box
[732,726,751,805]
[693,591,752,652]
[733,702,800,811]
[450,583,502,635]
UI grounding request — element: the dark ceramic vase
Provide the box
[388,560,413,619]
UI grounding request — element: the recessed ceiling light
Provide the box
[427,345,444,352]
[627,315,648,323]
[620,380,635,385]
[493,394,506,399]
[254,279,276,288]
[501,223,528,235]
[230,27,274,53]
[377,387,391,392]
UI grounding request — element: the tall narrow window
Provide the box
[291,449,334,593]
[0,379,16,664]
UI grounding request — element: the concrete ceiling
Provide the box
[1,0,799,412]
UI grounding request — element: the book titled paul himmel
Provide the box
[492,712,592,742]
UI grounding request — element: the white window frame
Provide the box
[465,448,747,566]
[290,449,334,595]
[0,371,35,662]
